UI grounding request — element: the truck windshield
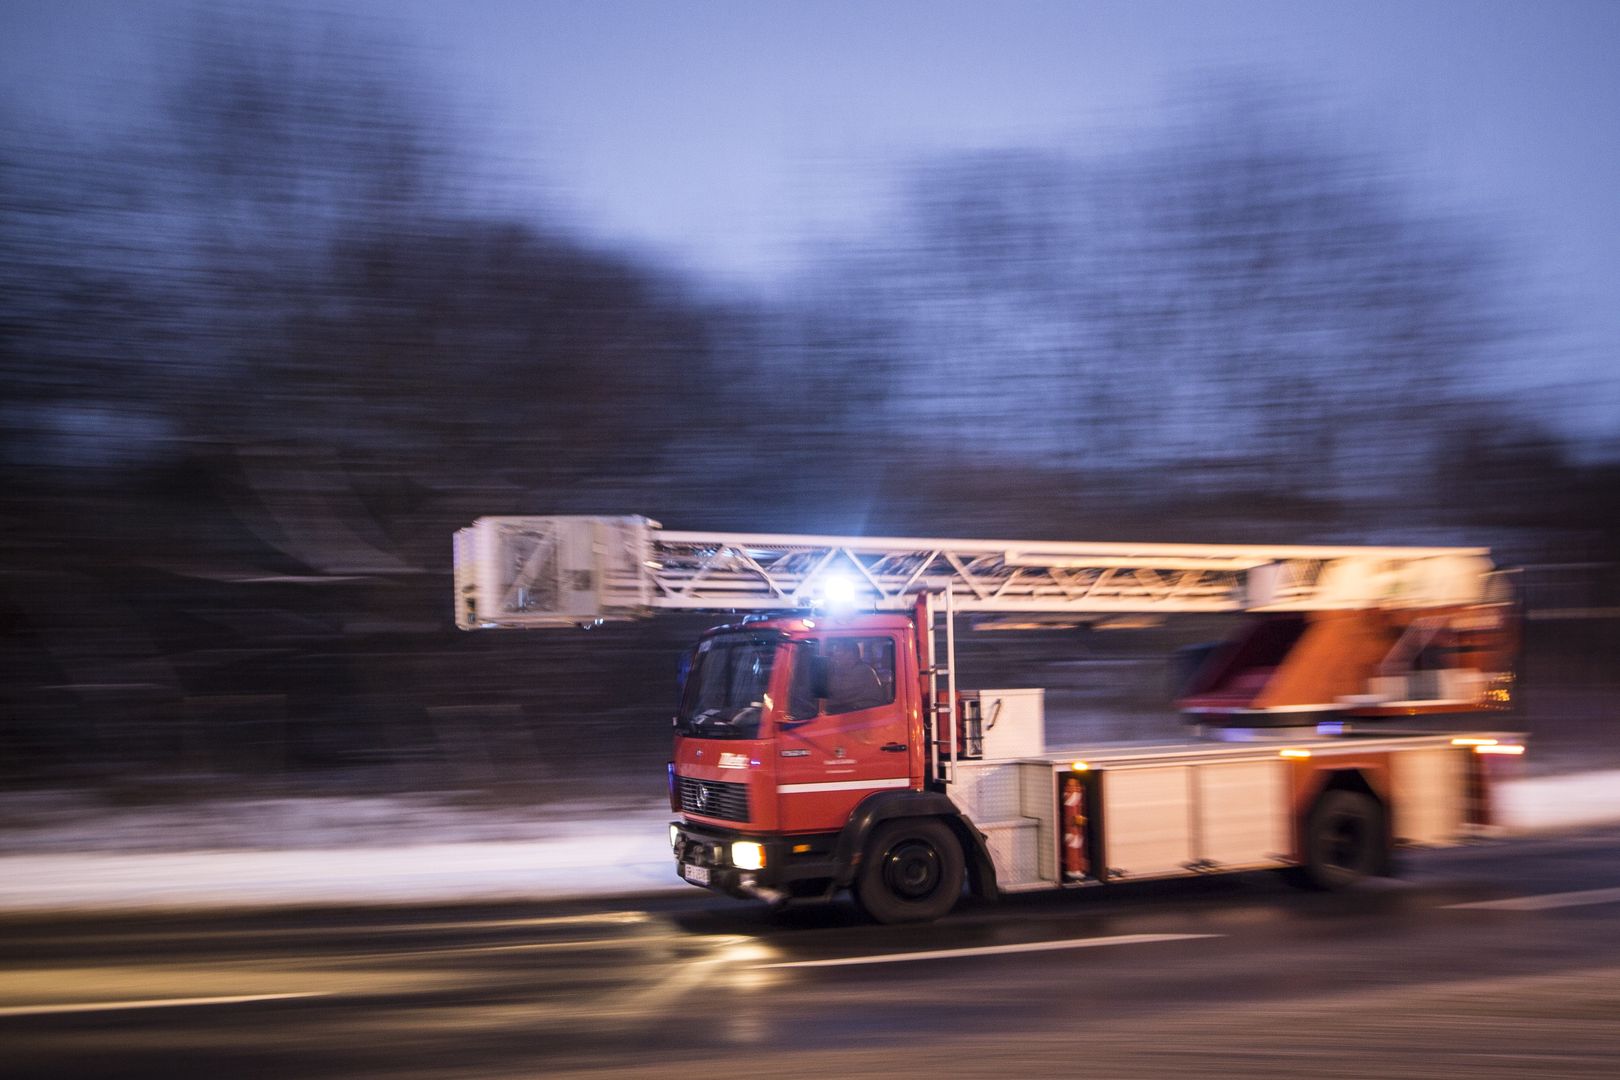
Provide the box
[676,635,777,739]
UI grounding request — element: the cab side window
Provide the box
[822,636,896,715]
[786,641,820,722]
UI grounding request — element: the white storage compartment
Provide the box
[976,688,1045,759]
[1102,766,1194,879]
[1018,762,1060,883]
[951,760,1056,889]
[950,761,1023,820]
[1194,760,1290,868]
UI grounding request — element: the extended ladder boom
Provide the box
[454,516,1497,629]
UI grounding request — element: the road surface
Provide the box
[4,826,1620,1078]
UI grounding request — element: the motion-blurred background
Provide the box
[2,1,1616,818]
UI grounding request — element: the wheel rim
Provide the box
[882,839,942,900]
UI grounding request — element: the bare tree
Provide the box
[799,83,1513,503]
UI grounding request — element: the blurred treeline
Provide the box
[2,18,1616,798]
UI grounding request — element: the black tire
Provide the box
[1295,789,1387,891]
[851,818,965,924]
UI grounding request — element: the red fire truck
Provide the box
[455,516,1522,923]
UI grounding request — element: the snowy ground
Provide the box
[0,803,678,912]
[1,769,1618,914]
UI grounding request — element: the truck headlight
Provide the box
[670,824,681,847]
[730,841,766,870]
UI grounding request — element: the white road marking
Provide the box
[761,932,1221,969]
[32,910,654,948]
[0,992,328,1018]
[368,931,753,964]
[368,911,652,933]
[347,933,686,962]
[1444,885,1620,912]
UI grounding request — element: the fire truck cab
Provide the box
[670,612,976,922]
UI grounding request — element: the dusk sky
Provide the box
[6,0,1618,441]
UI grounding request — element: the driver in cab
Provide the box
[825,638,887,713]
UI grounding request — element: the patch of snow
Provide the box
[0,805,680,911]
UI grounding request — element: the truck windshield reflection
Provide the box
[676,635,776,738]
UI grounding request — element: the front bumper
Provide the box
[670,822,840,902]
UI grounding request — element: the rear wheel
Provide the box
[852,819,964,924]
[1295,789,1387,890]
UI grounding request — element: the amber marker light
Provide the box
[1474,744,1525,756]
[1070,761,1089,772]
[1451,737,1498,747]
[1278,749,1312,759]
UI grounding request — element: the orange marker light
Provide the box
[1279,748,1312,759]
[1070,761,1090,772]
[1474,744,1525,756]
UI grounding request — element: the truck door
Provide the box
[775,634,912,833]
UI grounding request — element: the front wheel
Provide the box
[851,818,964,924]
[1294,789,1387,891]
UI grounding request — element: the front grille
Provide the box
[678,777,750,822]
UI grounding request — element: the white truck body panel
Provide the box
[1103,766,1197,879]
[1194,759,1292,868]
[951,731,1505,891]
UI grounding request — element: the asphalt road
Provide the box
[4,827,1620,1079]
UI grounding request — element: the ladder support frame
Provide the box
[455,515,1499,630]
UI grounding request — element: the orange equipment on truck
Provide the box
[454,516,1521,923]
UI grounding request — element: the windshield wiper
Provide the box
[682,708,737,732]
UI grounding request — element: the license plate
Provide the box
[682,863,711,886]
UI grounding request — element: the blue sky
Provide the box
[5,0,1618,442]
